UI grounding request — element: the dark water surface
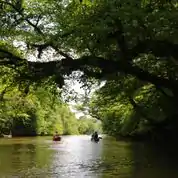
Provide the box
[0,135,178,178]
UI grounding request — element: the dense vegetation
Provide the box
[1,0,178,140]
[0,67,101,136]
[78,78,177,141]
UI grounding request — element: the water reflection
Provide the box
[0,138,54,177]
[99,137,133,178]
[0,136,178,178]
[50,135,103,178]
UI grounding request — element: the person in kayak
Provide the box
[53,131,61,141]
[53,131,60,139]
[91,132,95,140]
[94,131,99,140]
[54,131,60,137]
[91,131,99,142]
[54,131,59,136]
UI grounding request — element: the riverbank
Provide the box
[115,130,178,144]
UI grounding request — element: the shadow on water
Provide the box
[130,141,178,178]
[99,137,178,178]
[0,136,178,177]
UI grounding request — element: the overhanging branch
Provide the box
[129,40,178,60]
[60,56,178,90]
[1,42,178,92]
[0,48,25,65]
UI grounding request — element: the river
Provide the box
[0,135,178,178]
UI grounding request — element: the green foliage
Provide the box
[1,0,178,141]
[0,65,100,136]
[0,65,101,136]
[85,72,178,140]
[78,116,102,134]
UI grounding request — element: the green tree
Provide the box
[1,0,178,140]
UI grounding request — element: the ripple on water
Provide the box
[1,136,178,178]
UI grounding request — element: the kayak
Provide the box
[91,137,102,143]
[53,136,61,141]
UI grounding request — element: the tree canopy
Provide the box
[1,0,178,139]
[0,0,178,90]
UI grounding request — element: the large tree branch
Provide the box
[59,56,178,90]
[27,55,178,91]
[0,49,25,65]
[29,43,74,60]
[1,40,178,92]
[129,40,178,60]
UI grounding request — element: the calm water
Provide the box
[0,135,178,178]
